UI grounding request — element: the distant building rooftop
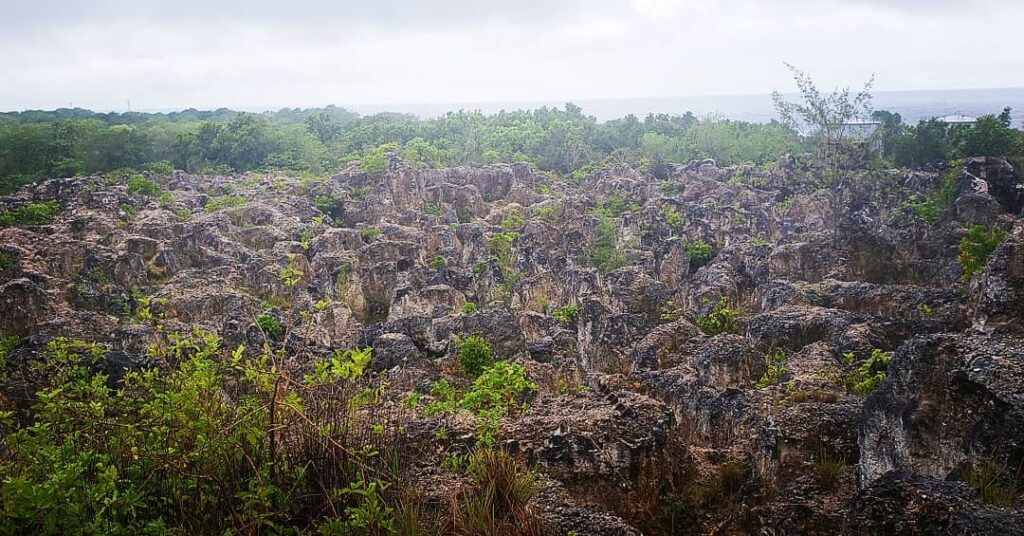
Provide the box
[937,114,977,124]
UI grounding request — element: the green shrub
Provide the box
[662,205,686,229]
[0,335,19,372]
[472,261,488,274]
[684,240,713,271]
[139,161,175,175]
[0,334,398,534]
[360,227,381,243]
[551,304,580,324]
[348,185,372,201]
[457,334,494,377]
[586,213,632,274]
[753,347,788,388]
[958,224,1007,282]
[845,349,892,396]
[361,143,398,174]
[256,314,283,338]
[423,203,443,217]
[0,201,60,227]
[461,302,478,314]
[695,298,742,335]
[204,194,246,212]
[314,193,345,218]
[430,254,445,270]
[460,361,538,416]
[501,210,524,232]
[589,192,640,218]
[126,174,173,203]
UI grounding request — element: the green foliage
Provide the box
[958,224,1007,282]
[0,201,60,227]
[126,173,173,203]
[314,192,345,219]
[279,253,304,287]
[361,143,398,174]
[334,261,352,295]
[204,194,246,212]
[423,379,458,417]
[139,160,175,175]
[429,254,445,270]
[659,181,681,196]
[305,347,372,384]
[753,347,788,388]
[456,334,494,378]
[0,333,397,534]
[501,210,525,232]
[489,231,521,298]
[551,304,580,324]
[589,192,640,218]
[695,298,742,335]
[586,212,632,274]
[460,361,538,417]
[662,205,686,230]
[422,203,443,217]
[844,349,892,396]
[0,335,19,373]
[461,302,478,314]
[683,240,713,271]
[256,313,283,338]
[360,227,381,243]
[471,260,488,274]
[904,167,958,223]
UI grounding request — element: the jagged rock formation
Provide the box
[2,155,1023,533]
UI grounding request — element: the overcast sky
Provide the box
[3,0,1023,112]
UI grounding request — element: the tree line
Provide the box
[1,97,1021,194]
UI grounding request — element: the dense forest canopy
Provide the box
[1,101,1022,194]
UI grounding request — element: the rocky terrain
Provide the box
[2,154,1023,534]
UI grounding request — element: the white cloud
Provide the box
[1,0,1022,111]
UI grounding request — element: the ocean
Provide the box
[345,87,1024,125]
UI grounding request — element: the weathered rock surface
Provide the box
[2,156,1022,533]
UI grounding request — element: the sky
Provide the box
[3,0,1024,112]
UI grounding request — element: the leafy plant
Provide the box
[845,349,892,396]
[256,313,283,338]
[460,361,538,417]
[279,253,304,287]
[360,227,381,243]
[958,224,1007,282]
[0,201,60,227]
[753,347,788,388]
[456,335,494,377]
[126,173,173,203]
[550,304,579,324]
[695,298,742,335]
[461,302,478,314]
[684,240,713,271]
[662,205,686,230]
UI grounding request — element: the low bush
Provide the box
[551,304,580,324]
[684,240,713,271]
[457,335,494,377]
[958,224,1007,282]
[753,347,788,388]
[0,201,60,227]
[695,298,742,335]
